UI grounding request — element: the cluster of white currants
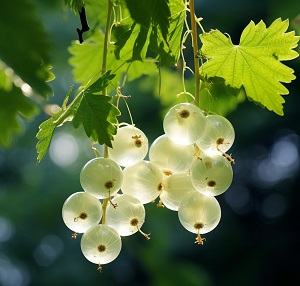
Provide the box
[61,102,235,270]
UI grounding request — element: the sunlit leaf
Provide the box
[36,87,75,163]
[68,32,157,88]
[84,0,109,27]
[36,72,117,163]
[36,115,59,164]
[200,18,300,115]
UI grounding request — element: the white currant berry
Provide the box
[163,103,206,145]
[190,152,233,196]
[80,224,122,270]
[178,192,221,244]
[80,157,123,199]
[106,194,149,238]
[149,134,194,175]
[196,114,235,154]
[121,160,163,204]
[62,192,103,233]
[159,173,197,211]
[108,125,148,167]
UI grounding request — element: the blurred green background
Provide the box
[0,0,300,285]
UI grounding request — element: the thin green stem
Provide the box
[102,0,113,157]
[101,0,114,224]
[102,0,113,95]
[189,0,201,107]
[101,198,109,225]
[104,145,109,158]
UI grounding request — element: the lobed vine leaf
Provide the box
[72,94,120,147]
[36,87,75,164]
[200,18,300,115]
[68,32,157,87]
[36,71,118,163]
[36,113,61,164]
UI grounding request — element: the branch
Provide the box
[76,7,90,43]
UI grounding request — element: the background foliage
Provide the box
[0,0,300,285]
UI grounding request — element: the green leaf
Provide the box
[36,87,76,163]
[68,32,157,87]
[0,84,39,148]
[36,116,59,164]
[86,70,116,94]
[84,0,109,28]
[64,0,84,13]
[200,18,300,115]
[124,0,170,40]
[198,77,245,115]
[115,22,152,61]
[72,94,120,147]
[0,0,52,98]
[149,0,185,66]
[68,34,104,86]
[70,70,120,148]
[115,0,185,65]
[36,72,118,163]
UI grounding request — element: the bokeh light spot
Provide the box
[49,133,79,167]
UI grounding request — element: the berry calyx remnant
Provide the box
[194,222,206,245]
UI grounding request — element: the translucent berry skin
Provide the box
[160,173,197,211]
[149,134,194,175]
[80,225,122,265]
[121,160,163,204]
[178,192,221,235]
[196,114,235,154]
[163,103,207,145]
[108,125,148,167]
[190,153,233,196]
[106,194,145,236]
[80,157,123,199]
[62,192,103,233]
